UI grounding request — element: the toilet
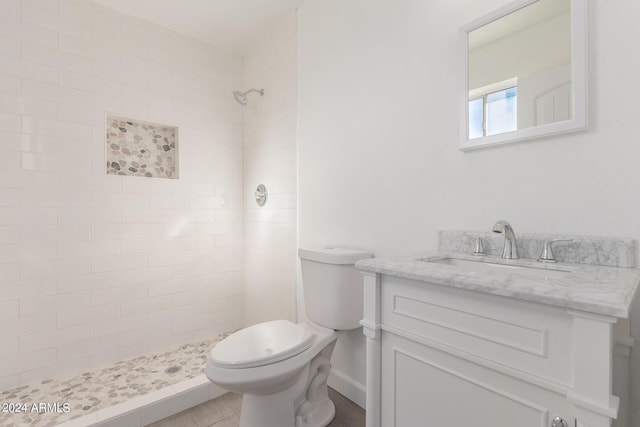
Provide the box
[205,246,371,427]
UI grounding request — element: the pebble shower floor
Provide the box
[0,335,229,427]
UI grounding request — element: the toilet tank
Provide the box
[298,246,372,330]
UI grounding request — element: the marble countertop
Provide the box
[356,251,640,319]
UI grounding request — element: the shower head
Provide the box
[232,88,264,106]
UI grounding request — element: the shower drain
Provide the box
[164,366,182,374]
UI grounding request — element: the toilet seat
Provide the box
[210,320,316,369]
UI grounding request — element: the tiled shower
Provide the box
[0,0,298,422]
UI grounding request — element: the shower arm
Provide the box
[233,88,264,105]
[244,89,264,96]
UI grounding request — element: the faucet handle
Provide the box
[471,236,485,256]
[538,239,573,263]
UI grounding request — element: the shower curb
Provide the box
[55,375,226,427]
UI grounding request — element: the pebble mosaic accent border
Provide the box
[0,334,230,427]
[106,115,178,179]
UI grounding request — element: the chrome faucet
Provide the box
[492,220,519,259]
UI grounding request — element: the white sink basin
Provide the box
[420,257,570,279]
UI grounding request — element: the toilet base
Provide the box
[295,397,335,427]
[239,340,337,427]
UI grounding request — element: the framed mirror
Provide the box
[459,0,587,150]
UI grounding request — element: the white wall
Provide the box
[0,0,244,389]
[242,11,298,326]
[298,0,640,420]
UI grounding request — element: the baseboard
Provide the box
[55,375,227,427]
[328,368,366,410]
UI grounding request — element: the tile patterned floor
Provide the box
[147,388,365,427]
[147,391,241,427]
[0,335,230,427]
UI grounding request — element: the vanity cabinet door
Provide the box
[380,332,573,427]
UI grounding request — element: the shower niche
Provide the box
[106,114,179,179]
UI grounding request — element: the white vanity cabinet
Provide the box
[358,251,638,427]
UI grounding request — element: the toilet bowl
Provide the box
[205,246,372,427]
[205,320,338,427]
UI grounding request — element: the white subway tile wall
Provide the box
[242,12,298,326]
[0,0,244,388]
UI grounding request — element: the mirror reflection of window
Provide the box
[468,83,517,139]
[467,0,570,139]
[468,98,484,140]
[487,87,517,136]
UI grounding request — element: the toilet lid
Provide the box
[210,320,316,369]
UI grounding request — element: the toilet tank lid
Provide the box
[298,246,372,265]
